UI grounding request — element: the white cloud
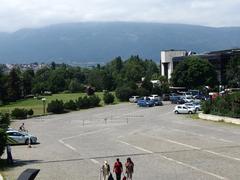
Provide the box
[0,0,239,32]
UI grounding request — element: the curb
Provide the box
[199,113,240,125]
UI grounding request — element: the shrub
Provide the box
[28,109,34,116]
[64,100,77,110]
[0,113,10,157]
[116,87,135,101]
[202,92,240,118]
[47,99,65,114]
[11,108,28,119]
[103,92,115,104]
[89,95,101,107]
[0,128,7,157]
[201,100,212,114]
[76,95,100,109]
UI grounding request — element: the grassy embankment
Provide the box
[0,92,119,116]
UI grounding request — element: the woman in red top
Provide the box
[113,158,123,180]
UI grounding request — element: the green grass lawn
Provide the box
[0,92,119,116]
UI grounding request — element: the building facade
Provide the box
[160,50,187,79]
[160,49,240,85]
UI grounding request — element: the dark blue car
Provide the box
[137,98,155,107]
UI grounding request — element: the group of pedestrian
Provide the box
[101,158,134,180]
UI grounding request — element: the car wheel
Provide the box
[25,138,32,145]
[175,110,179,114]
[188,111,193,114]
[196,108,199,111]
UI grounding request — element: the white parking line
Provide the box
[117,140,153,153]
[58,139,77,151]
[171,128,234,144]
[90,159,100,165]
[60,128,110,141]
[117,139,226,180]
[142,133,240,162]
[161,155,227,180]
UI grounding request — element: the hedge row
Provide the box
[202,92,240,118]
[47,95,101,114]
[11,108,34,119]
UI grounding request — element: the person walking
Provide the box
[113,158,123,180]
[125,157,134,180]
[6,144,13,165]
[101,161,110,180]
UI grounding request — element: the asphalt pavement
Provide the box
[2,102,240,180]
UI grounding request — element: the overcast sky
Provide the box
[0,0,240,32]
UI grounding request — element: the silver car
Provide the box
[6,130,38,145]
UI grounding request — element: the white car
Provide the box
[174,105,196,114]
[184,102,201,111]
[129,96,140,103]
[6,130,38,145]
[182,96,194,103]
[149,94,160,100]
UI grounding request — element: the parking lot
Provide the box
[3,102,240,180]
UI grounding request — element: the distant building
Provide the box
[160,48,240,85]
[160,50,188,79]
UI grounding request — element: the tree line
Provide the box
[0,56,167,103]
[0,55,239,104]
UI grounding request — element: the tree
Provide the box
[22,69,34,96]
[6,68,22,101]
[171,57,218,89]
[68,79,85,93]
[226,56,240,87]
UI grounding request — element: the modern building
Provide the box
[160,48,240,85]
[160,50,188,79]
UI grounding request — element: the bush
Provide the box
[0,113,10,157]
[11,108,28,119]
[103,92,115,104]
[201,100,212,114]
[202,92,240,118]
[28,109,34,116]
[0,128,7,157]
[116,87,135,102]
[47,99,65,114]
[64,100,77,110]
[89,95,101,107]
[76,95,100,109]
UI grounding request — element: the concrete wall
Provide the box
[161,50,186,79]
[199,113,240,125]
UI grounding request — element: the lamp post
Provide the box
[42,98,46,114]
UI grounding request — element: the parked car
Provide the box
[149,94,160,100]
[182,96,194,103]
[169,93,179,101]
[162,94,170,101]
[137,98,155,107]
[171,96,182,104]
[184,102,201,111]
[153,99,163,106]
[129,96,140,103]
[6,130,38,145]
[174,105,196,114]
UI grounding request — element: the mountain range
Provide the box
[0,22,240,64]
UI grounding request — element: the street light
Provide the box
[41,98,46,114]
